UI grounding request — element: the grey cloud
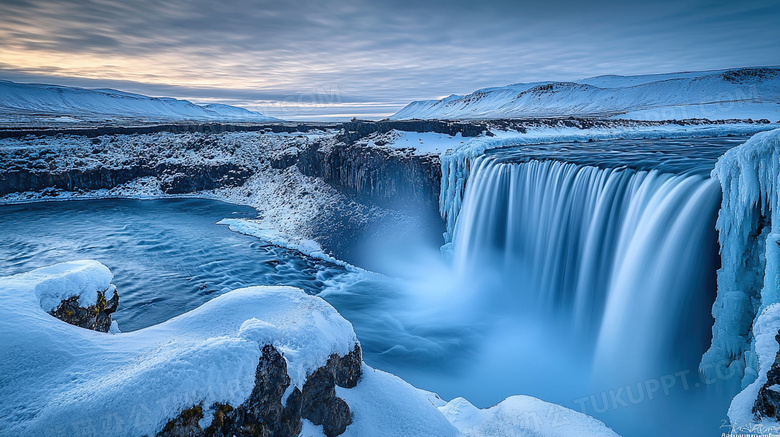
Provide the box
[0,0,778,119]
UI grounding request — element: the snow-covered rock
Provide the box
[391,67,780,121]
[0,261,360,436]
[702,128,780,387]
[0,80,279,123]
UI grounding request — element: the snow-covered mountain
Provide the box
[391,67,780,121]
[0,80,280,122]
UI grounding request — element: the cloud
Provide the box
[0,0,778,119]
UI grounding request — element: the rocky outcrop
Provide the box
[50,286,119,332]
[341,119,485,142]
[158,344,362,437]
[296,141,441,214]
[0,163,252,196]
[0,123,331,140]
[754,330,780,420]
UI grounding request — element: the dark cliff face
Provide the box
[158,344,363,437]
[296,141,441,213]
[341,119,485,141]
[0,163,252,197]
[0,123,333,140]
[292,140,446,270]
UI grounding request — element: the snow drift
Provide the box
[392,67,780,121]
[0,80,279,123]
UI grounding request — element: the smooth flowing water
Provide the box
[446,136,748,436]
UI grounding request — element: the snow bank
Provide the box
[218,217,355,268]
[0,261,357,436]
[702,128,780,386]
[440,396,619,437]
[391,67,780,121]
[376,130,467,156]
[0,261,619,437]
[338,369,619,437]
[22,259,114,312]
[337,366,459,436]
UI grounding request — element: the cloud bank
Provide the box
[0,0,777,119]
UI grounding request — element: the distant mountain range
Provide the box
[0,80,279,123]
[391,67,780,121]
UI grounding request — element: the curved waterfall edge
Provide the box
[438,127,780,422]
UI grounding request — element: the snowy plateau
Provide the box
[0,80,279,125]
[392,67,780,122]
[1,66,780,437]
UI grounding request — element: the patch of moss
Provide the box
[205,403,233,432]
[159,404,203,435]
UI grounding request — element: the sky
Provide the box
[0,0,778,120]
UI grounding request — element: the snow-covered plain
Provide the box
[0,80,279,123]
[0,260,619,437]
[391,67,780,121]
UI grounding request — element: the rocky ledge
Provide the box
[159,345,361,437]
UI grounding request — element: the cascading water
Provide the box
[452,155,721,380]
[443,137,752,436]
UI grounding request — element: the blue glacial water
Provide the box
[0,199,350,331]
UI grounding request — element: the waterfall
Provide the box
[450,155,721,380]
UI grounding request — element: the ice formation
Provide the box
[702,128,780,386]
